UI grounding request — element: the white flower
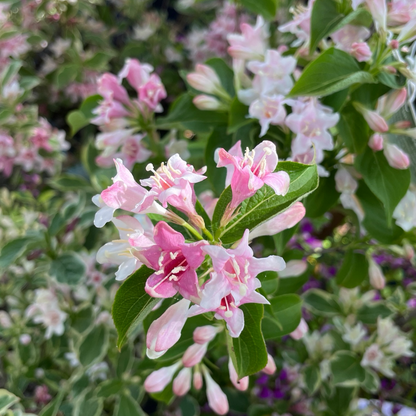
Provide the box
[342,323,367,346]
[361,343,384,369]
[393,189,416,232]
[376,317,399,346]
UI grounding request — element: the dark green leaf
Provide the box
[240,0,277,20]
[96,380,124,398]
[336,251,368,288]
[356,302,393,324]
[78,324,109,367]
[304,365,321,394]
[205,57,235,97]
[114,393,147,416]
[303,289,342,316]
[262,294,302,339]
[338,104,369,154]
[228,97,251,134]
[219,161,319,244]
[228,303,268,379]
[212,186,232,234]
[330,351,365,385]
[0,236,41,268]
[112,266,159,349]
[50,253,86,285]
[355,147,410,224]
[289,48,375,97]
[55,64,79,89]
[49,174,91,191]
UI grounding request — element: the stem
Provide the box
[202,227,214,241]
[181,221,204,241]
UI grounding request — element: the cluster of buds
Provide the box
[92,58,167,168]
[94,140,307,357]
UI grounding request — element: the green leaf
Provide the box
[304,365,321,394]
[228,98,251,134]
[1,60,22,87]
[218,161,319,244]
[356,181,404,243]
[49,174,91,191]
[240,0,277,20]
[96,380,124,398]
[84,51,114,70]
[156,94,228,133]
[112,266,159,349]
[303,289,342,316]
[73,397,103,416]
[78,324,109,367]
[0,389,19,413]
[355,147,410,224]
[66,95,102,136]
[356,302,393,324]
[362,368,380,393]
[0,236,41,269]
[19,76,40,90]
[330,351,365,385]
[289,48,375,97]
[325,386,356,415]
[336,251,368,288]
[304,173,340,218]
[50,253,86,285]
[180,396,200,416]
[309,0,344,53]
[55,64,79,89]
[228,303,268,379]
[337,104,369,154]
[262,294,302,339]
[321,88,349,112]
[212,186,232,234]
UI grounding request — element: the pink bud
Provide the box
[193,370,203,390]
[262,354,277,375]
[290,318,309,340]
[393,120,412,129]
[249,202,306,239]
[193,95,224,111]
[186,64,222,94]
[144,362,181,393]
[378,88,407,119]
[354,103,389,132]
[278,260,307,278]
[228,359,249,391]
[146,299,190,359]
[368,258,385,290]
[384,144,410,169]
[404,243,414,260]
[368,134,384,151]
[19,334,31,345]
[203,369,229,415]
[193,325,221,344]
[173,367,192,396]
[383,65,397,74]
[350,42,372,62]
[182,342,208,367]
[390,39,399,49]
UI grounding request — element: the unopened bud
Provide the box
[262,353,277,375]
[384,144,410,169]
[182,342,207,367]
[19,334,31,345]
[290,318,309,340]
[187,64,222,94]
[193,369,203,390]
[193,95,225,111]
[369,133,384,151]
[390,39,399,49]
[228,358,249,391]
[193,325,221,344]
[173,367,192,396]
[144,362,181,393]
[404,242,414,261]
[369,257,386,290]
[350,42,372,62]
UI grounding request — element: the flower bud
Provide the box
[378,88,407,119]
[368,133,384,151]
[193,325,221,344]
[193,369,203,390]
[0,311,12,328]
[186,64,222,94]
[262,354,277,375]
[173,367,192,396]
[278,260,307,278]
[203,369,229,415]
[193,95,224,111]
[368,257,386,290]
[354,103,389,133]
[182,342,208,367]
[19,334,31,345]
[404,242,414,261]
[384,144,410,170]
[350,42,372,62]
[290,318,309,340]
[228,358,249,391]
[390,39,399,49]
[144,362,181,393]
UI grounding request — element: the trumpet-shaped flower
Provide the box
[217,140,290,210]
[140,221,208,299]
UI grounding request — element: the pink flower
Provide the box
[279,0,313,43]
[173,367,192,396]
[138,74,167,111]
[249,95,288,137]
[331,25,370,51]
[97,73,130,105]
[247,50,297,95]
[92,194,115,228]
[369,133,384,151]
[144,362,181,392]
[388,0,415,25]
[228,358,249,391]
[141,155,207,227]
[217,140,290,210]
[350,42,372,62]
[366,0,387,31]
[201,229,285,306]
[198,190,218,219]
[182,342,208,367]
[120,135,152,168]
[118,58,153,93]
[289,318,309,340]
[146,299,190,359]
[100,159,157,214]
[203,368,229,415]
[193,325,222,344]
[249,202,306,239]
[140,221,207,299]
[228,16,268,60]
[286,99,339,164]
[384,143,410,169]
[186,64,223,95]
[262,354,277,375]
